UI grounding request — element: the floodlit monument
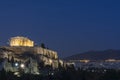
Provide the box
[0,36,64,75]
[9,36,34,47]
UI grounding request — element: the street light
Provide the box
[15,63,19,67]
[20,64,25,68]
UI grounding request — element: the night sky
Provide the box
[0,0,120,58]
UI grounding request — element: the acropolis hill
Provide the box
[2,36,58,59]
[0,36,64,74]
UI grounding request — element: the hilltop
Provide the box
[65,49,120,60]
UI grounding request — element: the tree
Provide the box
[41,43,46,48]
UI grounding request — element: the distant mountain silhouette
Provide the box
[65,49,120,60]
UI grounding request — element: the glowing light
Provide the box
[14,72,19,75]
[14,72,20,77]
[35,72,40,75]
[51,73,54,75]
[9,36,34,47]
[105,59,116,62]
[80,60,90,63]
[20,64,25,68]
[15,63,19,67]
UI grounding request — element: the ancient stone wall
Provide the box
[34,47,58,59]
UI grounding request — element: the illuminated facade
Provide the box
[9,36,34,47]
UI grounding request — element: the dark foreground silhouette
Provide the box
[0,67,120,80]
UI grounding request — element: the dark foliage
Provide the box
[0,68,120,80]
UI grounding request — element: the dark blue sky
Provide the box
[0,0,120,58]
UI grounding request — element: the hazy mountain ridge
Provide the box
[65,49,120,60]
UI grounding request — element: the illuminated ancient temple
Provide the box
[9,36,34,47]
[0,36,64,75]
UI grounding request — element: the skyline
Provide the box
[0,0,120,58]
